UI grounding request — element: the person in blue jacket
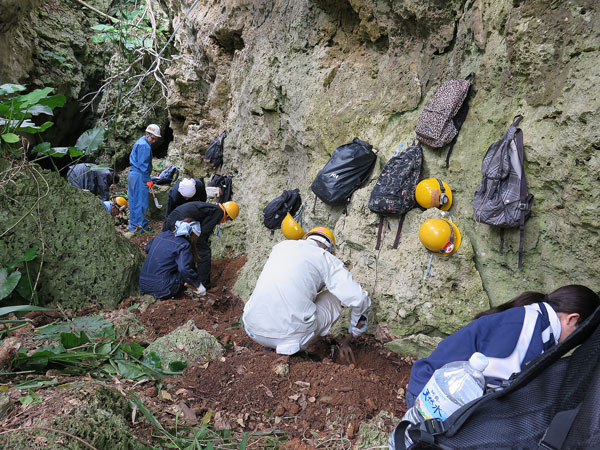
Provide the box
[128,124,161,233]
[139,220,206,299]
[406,284,600,408]
[164,177,207,219]
[163,200,239,289]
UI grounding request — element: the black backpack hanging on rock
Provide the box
[472,115,533,268]
[208,174,233,203]
[368,144,423,250]
[390,304,600,450]
[151,165,180,185]
[415,74,474,168]
[205,131,226,168]
[311,137,377,212]
[263,189,302,230]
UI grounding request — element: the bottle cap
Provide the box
[469,352,489,372]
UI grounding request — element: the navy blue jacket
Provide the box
[164,179,207,219]
[139,232,202,298]
[407,303,560,400]
[162,201,224,241]
[67,163,116,201]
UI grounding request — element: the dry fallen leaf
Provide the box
[159,390,173,401]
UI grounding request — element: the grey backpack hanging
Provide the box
[472,115,533,268]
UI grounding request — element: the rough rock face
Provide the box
[0,161,144,309]
[162,0,600,345]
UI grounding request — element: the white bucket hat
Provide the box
[178,178,196,198]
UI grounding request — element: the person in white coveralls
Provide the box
[242,226,371,362]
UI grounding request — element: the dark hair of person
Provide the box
[474,284,600,325]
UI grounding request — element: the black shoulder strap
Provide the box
[375,216,384,250]
[538,404,582,450]
[445,73,475,168]
[392,214,406,249]
[515,128,527,268]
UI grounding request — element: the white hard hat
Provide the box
[178,178,196,198]
[145,124,161,137]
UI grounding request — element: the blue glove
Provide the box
[349,315,368,337]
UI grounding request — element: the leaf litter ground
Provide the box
[2,218,412,448]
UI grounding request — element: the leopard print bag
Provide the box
[415,76,473,148]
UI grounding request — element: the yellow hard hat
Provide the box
[221,201,240,220]
[418,218,461,256]
[114,196,128,210]
[303,226,336,255]
[281,213,305,240]
[415,178,453,211]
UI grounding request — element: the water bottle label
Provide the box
[415,378,460,421]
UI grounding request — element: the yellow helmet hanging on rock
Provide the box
[281,213,305,240]
[415,178,453,211]
[419,218,461,256]
[303,226,336,255]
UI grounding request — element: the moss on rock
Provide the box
[143,319,224,370]
[0,383,144,449]
[0,163,144,309]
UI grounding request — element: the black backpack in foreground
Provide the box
[205,131,226,168]
[368,144,423,250]
[263,189,302,230]
[311,137,377,213]
[472,115,533,268]
[391,305,600,450]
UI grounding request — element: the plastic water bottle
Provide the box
[393,144,403,157]
[391,352,489,449]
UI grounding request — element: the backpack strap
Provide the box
[515,128,527,268]
[312,195,318,214]
[375,216,385,250]
[392,214,406,249]
[538,404,582,450]
[445,73,476,168]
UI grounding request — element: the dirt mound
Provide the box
[133,261,410,443]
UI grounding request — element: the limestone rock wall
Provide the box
[162,0,600,342]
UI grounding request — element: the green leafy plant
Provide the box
[0,84,65,156]
[0,304,55,340]
[11,316,185,381]
[0,246,40,303]
[19,389,43,405]
[0,83,107,160]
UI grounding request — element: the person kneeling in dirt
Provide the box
[242,226,371,362]
[139,219,206,299]
[405,284,600,409]
[102,196,128,216]
[163,200,240,290]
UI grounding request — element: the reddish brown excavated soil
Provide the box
[124,219,412,444]
[1,218,411,448]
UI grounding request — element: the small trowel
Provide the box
[150,186,162,209]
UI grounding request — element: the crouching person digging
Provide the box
[139,219,207,299]
[242,227,371,362]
